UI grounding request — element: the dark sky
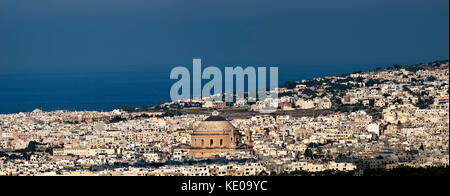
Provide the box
[0,0,448,74]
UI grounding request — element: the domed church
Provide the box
[188,111,253,159]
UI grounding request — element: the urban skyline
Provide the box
[0,0,448,183]
[1,59,448,176]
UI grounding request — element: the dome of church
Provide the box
[195,112,235,132]
[31,108,43,113]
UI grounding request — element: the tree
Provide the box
[426,76,436,82]
[393,64,403,69]
[109,116,126,123]
[258,170,269,176]
[282,81,300,89]
[304,148,313,158]
[369,99,375,107]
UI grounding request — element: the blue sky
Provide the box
[0,0,448,74]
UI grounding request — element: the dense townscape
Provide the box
[0,60,448,176]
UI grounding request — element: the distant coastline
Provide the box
[0,59,447,115]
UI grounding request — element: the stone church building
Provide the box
[175,111,253,159]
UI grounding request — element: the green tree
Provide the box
[304,148,313,158]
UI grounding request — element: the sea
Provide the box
[0,64,384,114]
